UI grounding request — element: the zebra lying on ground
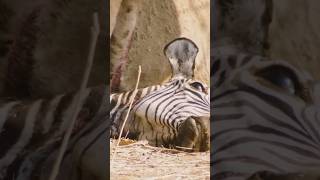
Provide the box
[0,37,209,179]
[0,85,108,180]
[211,46,320,179]
[110,38,210,152]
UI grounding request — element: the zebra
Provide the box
[0,37,209,180]
[110,38,210,152]
[0,85,108,180]
[211,45,320,179]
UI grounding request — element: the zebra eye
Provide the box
[256,66,299,95]
[190,82,206,92]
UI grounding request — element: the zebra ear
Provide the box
[164,38,199,78]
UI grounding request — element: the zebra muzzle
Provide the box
[175,116,210,152]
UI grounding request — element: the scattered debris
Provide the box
[110,139,210,180]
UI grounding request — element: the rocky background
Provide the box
[110,0,210,92]
[0,0,107,99]
[268,0,320,80]
[1,0,319,98]
[214,0,320,80]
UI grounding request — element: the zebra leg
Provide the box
[175,116,210,152]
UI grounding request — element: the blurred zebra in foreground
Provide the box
[0,85,108,180]
[110,38,210,152]
[211,46,320,180]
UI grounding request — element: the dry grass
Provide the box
[110,138,210,180]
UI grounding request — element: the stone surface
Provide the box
[267,0,320,80]
[0,0,107,98]
[111,0,210,92]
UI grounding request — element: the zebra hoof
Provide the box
[175,116,210,152]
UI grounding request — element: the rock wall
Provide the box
[267,0,320,80]
[110,0,122,37]
[172,0,210,86]
[212,0,272,55]
[213,0,320,80]
[0,0,107,98]
[110,0,210,92]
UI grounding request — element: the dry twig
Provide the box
[111,65,142,164]
[48,12,100,180]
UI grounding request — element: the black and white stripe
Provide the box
[110,77,210,150]
[0,85,108,180]
[211,46,320,179]
[110,38,210,151]
[109,84,164,137]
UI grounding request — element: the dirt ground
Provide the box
[110,139,210,180]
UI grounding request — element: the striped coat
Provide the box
[0,85,108,180]
[211,46,320,179]
[110,38,210,151]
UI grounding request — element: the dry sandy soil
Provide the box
[110,139,210,180]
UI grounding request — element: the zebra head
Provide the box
[212,46,320,179]
[120,38,210,151]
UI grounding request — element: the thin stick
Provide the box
[48,12,100,180]
[111,65,141,164]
